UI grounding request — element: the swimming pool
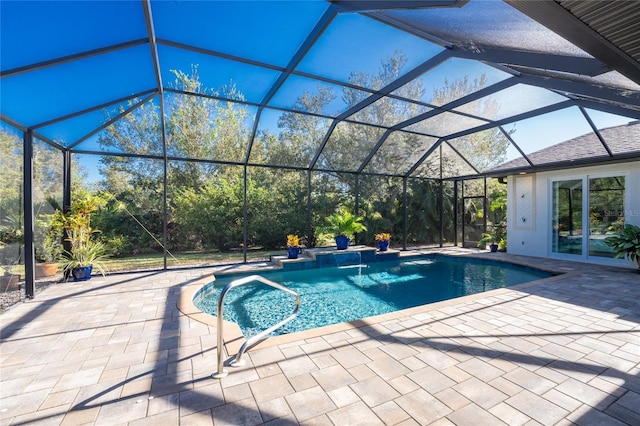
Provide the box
[194,255,553,337]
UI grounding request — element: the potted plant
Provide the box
[0,214,23,290]
[286,234,301,259]
[324,208,367,250]
[477,221,506,253]
[34,214,63,279]
[0,248,20,292]
[605,224,640,270]
[52,193,109,281]
[1,269,20,291]
[375,233,391,251]
[60,233,109,281]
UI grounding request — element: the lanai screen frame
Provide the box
[2,0,640,298]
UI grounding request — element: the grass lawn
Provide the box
[7,249,281,277]
[103,250,274,272]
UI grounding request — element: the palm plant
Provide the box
[324,208,367,239]
[59,227,109,276]
[605,224,640,269]
[52,192,109,278]
[323,208,367,250]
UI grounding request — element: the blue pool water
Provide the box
[194,255,552,337]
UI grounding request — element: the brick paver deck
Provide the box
[1,249,639,425]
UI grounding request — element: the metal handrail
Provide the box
[212,274,300,378]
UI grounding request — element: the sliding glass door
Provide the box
[552,179,583,255]
[551,175,625,260]
[588,176,625,258]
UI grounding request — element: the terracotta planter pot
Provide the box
[0,274,20,291]
[35,263,59,279]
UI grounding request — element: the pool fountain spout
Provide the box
[333,251,362,268]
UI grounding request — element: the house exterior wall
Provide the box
[506,160,640,269]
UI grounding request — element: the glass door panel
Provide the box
[588,176,625,258]
[552,179,583,255]
[462,196,484,248]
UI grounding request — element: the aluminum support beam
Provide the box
[23,130,35,298]
[506,0,640,86]
[332,0,468,13]
[0,39,148,78]
[244,6,338,164]
[142,0,169,269]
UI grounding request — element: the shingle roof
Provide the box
[491,120,640,172]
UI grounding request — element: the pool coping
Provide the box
[177,249,579,357]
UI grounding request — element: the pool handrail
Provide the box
[212,274,300,379]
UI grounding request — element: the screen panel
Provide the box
[250,108,331,168]
[316,122,386,172]
[296,13,443,89]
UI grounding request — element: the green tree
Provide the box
[401,179,451,245]
[432,76,510,176]
[0,129,24,229]
[96,67,254,255]
[97,98,165,255]
[246,167,308,250]
[166,66,250,190]
[172,174,244,251]
[252,87,335,168]
[1,129,66,267]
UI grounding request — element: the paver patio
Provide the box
[1,249,639,425]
